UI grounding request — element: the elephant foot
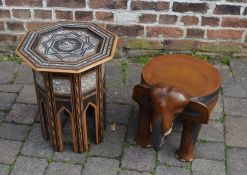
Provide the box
[134,138,152,148]
[175,150,194,162]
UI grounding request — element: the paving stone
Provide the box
[0,103,12,111]
[21,124,53,158]
[0,164,9,175]
[46,162,81,175]
[195,142,225,161]
[225,116,247,148]
[0,139,22,164]
[214,64,234,87]
[90,124,126,158]
[156,166,190,175]
[122,146,156,171]
[0,112,5,123]
[82,157,119,175]
[107,103,131,124]
[16,85,37,104]
[230,58,247,81]
[53,145,86,164]
[210,95,223,120]
[192,159,225,175]
[223,81,247,98]
[107,84,132,104]
[158,132,190,167]
[14,63,34,84]
[0,61,19,83]
[119,170,151,175]
[10,156,48,175]
[224,97,247,117]
[5,103,37,124]
[126,63,143,85]
[106,63,122,84]
[227,147,247,175]
[0,123,30,140]
[0,84,23,93]
[199,120,224,142]
[0,92,17,104]
[127,104,138,144]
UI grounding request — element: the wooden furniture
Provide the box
[16,22,118,153]
[132,54,221,161]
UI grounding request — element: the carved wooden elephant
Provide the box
[132,83,219,162]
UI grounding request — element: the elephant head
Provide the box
[132,83,209,151]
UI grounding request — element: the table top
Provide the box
[16,22,118,73]
[142,54,221,97]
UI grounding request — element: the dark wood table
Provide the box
[16,22,118,153]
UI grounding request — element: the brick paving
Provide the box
[0,59,246,175]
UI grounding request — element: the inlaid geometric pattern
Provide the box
[81,71,96,94]
[41,32,95,62]
[16,22,117,73]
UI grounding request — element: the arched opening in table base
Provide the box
[56,107,77,151]
[84,102,99,145]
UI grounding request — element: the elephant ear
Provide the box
[132,84,150,106]
[183,100,209,124]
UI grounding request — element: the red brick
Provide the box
[202,17,220,26]
[180,16,199,26]
[34,10,52,19]
[187,29,205,38]
[147,27,184,38]
[117,37,124,48]
[207,30,244,39]
[159,15,177,24]
[0,34,19,42]
[7,22,25,32]
[55,10,73,20]
[106,24,144,36]
[0,10,10,19]
[6,0,42,6]
[199,42,220,53]
[163,40,199,51]
[12,9,31,19]
[214,5,240,15]
[26,22,52,30]
[75,11,93,21]
[220,42,245,53]
[89,0,127,9]
[126,38,163,49]
[131,1,169,11]
[0,22,4,30]
[47,0,85,8]
[95,12,113,22]
[222,17,247,28]
[139,14,156,23]
[173,2,208,13]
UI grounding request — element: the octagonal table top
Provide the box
[16,22,118,73]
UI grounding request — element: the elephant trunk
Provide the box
[151,117,165,151]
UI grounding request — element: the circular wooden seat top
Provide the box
[142,54,221,97]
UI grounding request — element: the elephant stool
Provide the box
[132,54,221,162]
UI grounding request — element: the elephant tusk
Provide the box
[164,127,172,136]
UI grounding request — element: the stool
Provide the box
[16,22,118,153]
[132,54,221,161]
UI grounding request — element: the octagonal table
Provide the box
[16,22,118,153]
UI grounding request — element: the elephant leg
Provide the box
[135,109,152,147]
[176,121,202,162]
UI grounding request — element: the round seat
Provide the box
[142,54,221,97]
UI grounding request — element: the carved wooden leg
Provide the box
[135,108,152,147]
[176,121,202,162]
